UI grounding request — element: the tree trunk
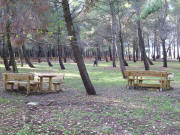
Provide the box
[41,45,53,67]
[128,43,131,61]
[2,35,11,71]
[63,47,67,63]
[119,28,128,66]
[136,45,139,61]
[118,17,128,66]
[173,42,176,59]
[22,45,35,68]
[108,46,113,61]
[97,45,101,61]
[62,0,96,95]
[133,38,136,62]
[102,47,108,62]
[109,0,126,78]
[159,0,168,65]
[177,37,180,61]
[147,57,154,65]
[177,23,180,62]
[38,45,41,63]
[57,27,65,70]
[162,39,167,67]
[168,40,172,59]
[136,10,149,70]
[147,34,150,58]
[112,44,116,67]
[146,35,154,65]
[6,21,18,73]
[18,48,24,67]
[153,30,157,61]
[109,1,116,68]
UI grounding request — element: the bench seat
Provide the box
[138,83,160,88]
[52,75,64,91]
[53,80,63,91]
[3,73,39,94]
[125,70,173,90]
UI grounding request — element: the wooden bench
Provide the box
[2,73,40,94]
[125,70,173,90]
[53,75,64,91]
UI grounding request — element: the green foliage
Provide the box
[141,0,163,19]
[0,97,10,104]
[16,124,37,135]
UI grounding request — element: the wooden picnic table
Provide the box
[125,70,173,90]
[38,74,57,91]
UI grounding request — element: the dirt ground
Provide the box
[0,70,180,135]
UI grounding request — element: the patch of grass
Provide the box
[101,126,114,134]
[0,61,180,134]
[154,112,161,121]
[0,97,10,104]
[15,124,38,135]
[1,61,126,90]
[1,61,180,90]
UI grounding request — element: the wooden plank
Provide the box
[53,77,63,91]
[125,70,172,90]
[49,77,53,91]
[39,77,43,91]
[125,70,168,77]
[138,83,160,88]
[4,73,34,81]
[2,73,37,94]
[3,74,7,90]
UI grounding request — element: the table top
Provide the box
[38,74,57,78]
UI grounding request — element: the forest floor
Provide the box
[0,61,180,135]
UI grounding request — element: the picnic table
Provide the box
[125,70,173,90]
[2,73,39,94]
[3,72,64,94]
[38,74,56,91]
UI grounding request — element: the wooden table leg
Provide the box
[10,83,14,90]
[49,77,52,91]
[40,77,43,91]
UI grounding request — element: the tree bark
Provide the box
[136,45,139,61]
[177,19,180,62]
[145,35,153,65]
[173,42,176,59]
[109,0,117,68]
[41,45,53,67]
[112,44,116,67]
[118,26,128,66]
[18,48,24,67]
[177,37,180,61]
[118,15,128,66]
[128,43,131,61]
[147,34,150,58]
[136,9,149,70]
[147,57,154,65]
[153,30,157,61]
[162,39,167,67]
[6,21,18,73]
[96,45,101,61]
[108,46,113,61]
[159,0,168,67]
[133,38,136,62]
[2,35,11,71]
[136,41,140,61]
[62,0,96,95]
[109,0,126,78]
[168,40,172,59]
[57,27,65,70]
[22,45,35,68]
